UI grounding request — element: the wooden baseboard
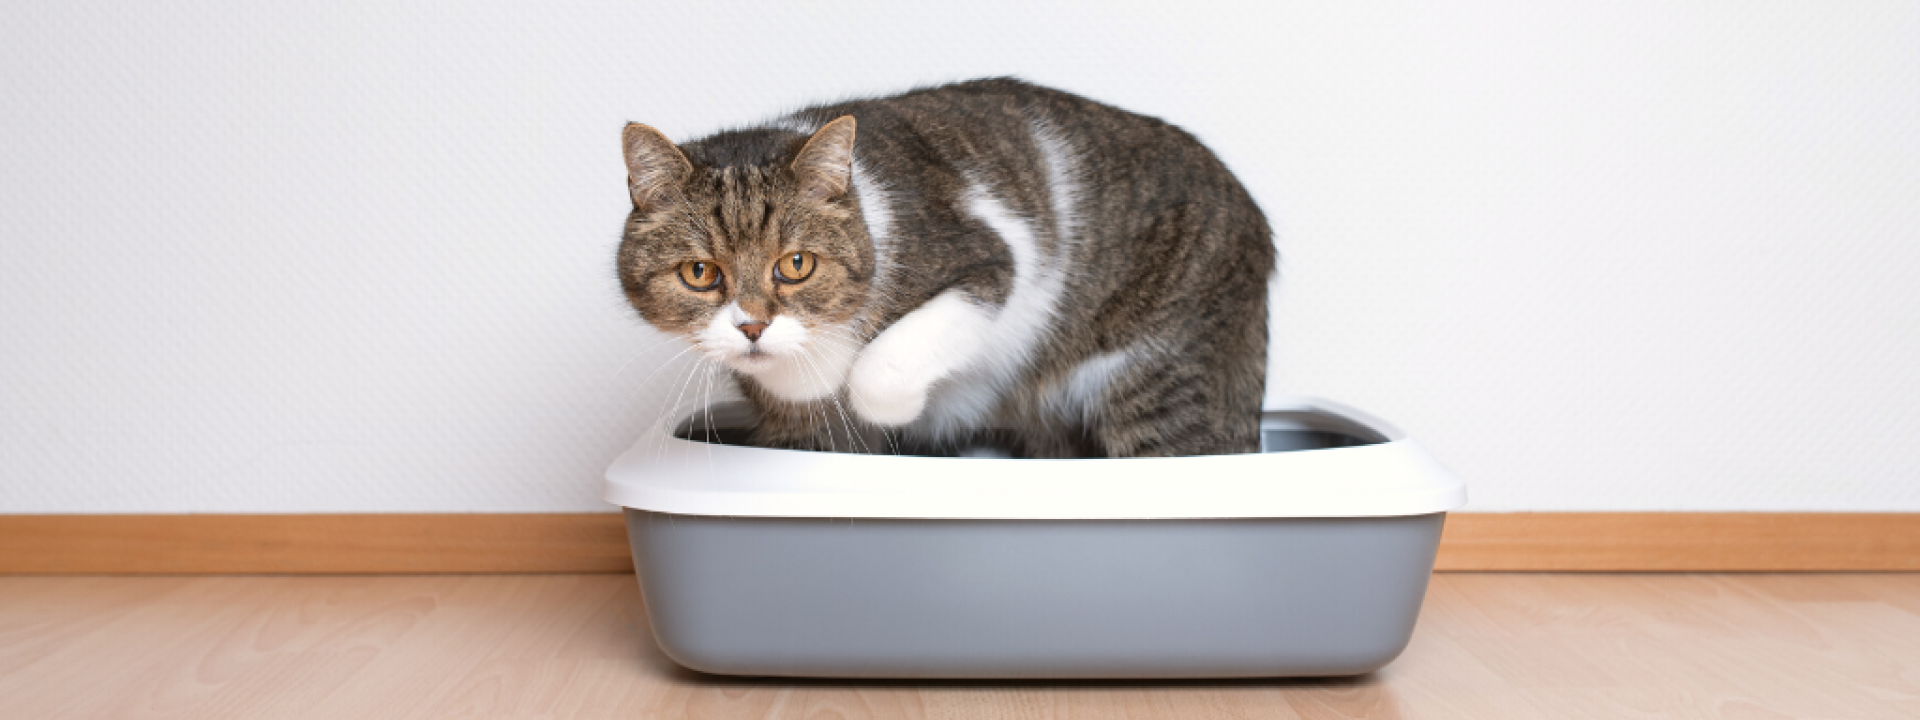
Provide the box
[0,514,634,574]
[1,512,1915,574]
[1435,512,1920,571]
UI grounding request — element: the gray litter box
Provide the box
[603,397,1465,679]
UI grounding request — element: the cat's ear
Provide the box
[622,122,693,213]
[791,116,857,201]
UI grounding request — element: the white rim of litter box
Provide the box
[602,396,1466,520]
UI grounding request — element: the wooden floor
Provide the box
[3,574,1917,719]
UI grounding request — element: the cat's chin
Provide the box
[729,348,853,402]
[725,352,781,374]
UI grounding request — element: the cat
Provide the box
[617,78,1274,457]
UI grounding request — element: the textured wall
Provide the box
[3,1,1917,512]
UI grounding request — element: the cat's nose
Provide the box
[737,322,768,342]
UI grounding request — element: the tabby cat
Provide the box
[618,78,1273,457]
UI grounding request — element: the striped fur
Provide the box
[618,78,1274,457]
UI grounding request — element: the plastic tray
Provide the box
[604,397,1465,678]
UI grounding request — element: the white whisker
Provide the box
[795,344,873,454]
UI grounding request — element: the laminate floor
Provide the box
[2,574,1917,719]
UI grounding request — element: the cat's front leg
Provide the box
[847,289,995,426]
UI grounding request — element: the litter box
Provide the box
[603,396,1466,679]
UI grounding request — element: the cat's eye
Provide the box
[773,251,817,284]
[678,261,723,291]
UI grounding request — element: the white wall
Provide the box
[4,1,1917,513]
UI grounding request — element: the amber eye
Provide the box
[773,251,816,284]
[678,261,723,291]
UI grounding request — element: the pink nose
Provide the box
[737,322,768,342]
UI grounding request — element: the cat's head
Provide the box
[616,117,875,399]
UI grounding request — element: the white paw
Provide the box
[847,356,931,427]
[842,289,994,427]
